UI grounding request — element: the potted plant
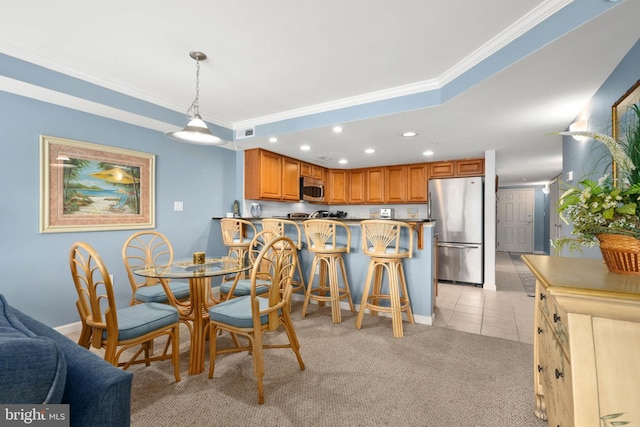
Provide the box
[554,104,640,273]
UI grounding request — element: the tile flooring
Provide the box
[433,251,535,344]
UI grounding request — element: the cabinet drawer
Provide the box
[539,317,574,427]
[537,284,569,356]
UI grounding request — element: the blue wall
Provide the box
[560,38,640,258]
[0,91,237,327]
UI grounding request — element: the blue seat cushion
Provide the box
[135,280,190,303]
[106,303,179,342]
[220,279,270,296]
[209,296,274,329]
[0,294,66,404]
[368,246,409,254]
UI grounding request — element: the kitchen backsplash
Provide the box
[242,200,429,219]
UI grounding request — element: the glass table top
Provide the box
[132,256,251,279]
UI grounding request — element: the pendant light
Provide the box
[165,51,225,145]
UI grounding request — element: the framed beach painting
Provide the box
[39,135,155,233]
[611,79,640,182]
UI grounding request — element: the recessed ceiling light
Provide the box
[300,145,311,151]
[339,159,348,164]
[365,148,375,154]
[333,126,343,133]
[422,150,434,156]
[269,137,278,143]
[402,131,417,137]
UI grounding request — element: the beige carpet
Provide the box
[101,303,548,427]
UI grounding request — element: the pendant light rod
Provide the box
[165,51,225,145]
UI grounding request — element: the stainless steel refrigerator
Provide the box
[429,177,484,286]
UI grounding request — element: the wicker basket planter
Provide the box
[597,233,640,275]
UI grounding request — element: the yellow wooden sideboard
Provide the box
[522,255,640,427]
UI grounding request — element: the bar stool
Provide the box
[261,218,306,297]
[355,220,415,338]
[220,218,257,283]
[302,219,354,323]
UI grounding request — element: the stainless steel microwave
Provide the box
[300,177,324,202]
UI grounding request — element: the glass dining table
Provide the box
[133,256,251,375]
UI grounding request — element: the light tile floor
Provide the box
[433,251,535,344]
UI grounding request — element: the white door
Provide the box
[497,188,534,252]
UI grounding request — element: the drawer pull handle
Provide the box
[539,293,546,300]
[537,365,544,373]
[537,327,543,334]
[553,313,561,323]
[555,368,564,379]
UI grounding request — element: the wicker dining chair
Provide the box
[208,235,305,404]
[69,241,181,381]
[261,218,306,297]
[122,231,191,306]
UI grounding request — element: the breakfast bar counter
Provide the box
[211,217,437,324]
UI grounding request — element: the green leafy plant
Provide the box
[553,104,640,251]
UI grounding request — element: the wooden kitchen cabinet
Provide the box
[407,164,428,202]
[300,162,325,179]
[430,159,484,178]
[282,156,301,201]
[244,148,299,201]
[365,167,385,203]
[349,169,366,204]
[523,255,640,427]
[328,169,348,204]
[455,158,484,176]
[385,165,407,203]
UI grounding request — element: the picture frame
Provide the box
[611,79,640,181]
[39,135,155,233]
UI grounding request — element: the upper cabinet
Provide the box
[366,167,385,204]
[328,169,348,204]
[430,158,484,178]
[301,162,325,180]
[245,148,300,201]
[406,164,428,203]
[385,165,407,203]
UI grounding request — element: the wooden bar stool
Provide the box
[355,220,415,338]
[220,218,257,283]
[261,218,306,297]
[302,219,354,323]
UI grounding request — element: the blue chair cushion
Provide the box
[209,296,273,328]
[368,246,409,254]
[135,280,190,303]
[0,294,66,404]
[106,303,179,341]
[220,279,270,296]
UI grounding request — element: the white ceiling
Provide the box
[2,0,640,185]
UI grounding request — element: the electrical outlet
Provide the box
[566,171,573,182]
[174,201,183,211]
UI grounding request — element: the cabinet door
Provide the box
[329,170,348,204]
[385,165,407,203]
[349,169,365,204]
[430,161,455,178]
[282,157,300,201]
[456,159,485,176]
[311,165,324,180]
[407,164,428,202]
[300,162,312,177]
[366,167,385,203]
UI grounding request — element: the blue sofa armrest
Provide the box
[4,297,132,427]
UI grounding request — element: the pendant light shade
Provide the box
[165,51,225,145]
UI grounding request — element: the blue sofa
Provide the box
[0,294,132,427]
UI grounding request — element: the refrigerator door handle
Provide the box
[438,243,480,249]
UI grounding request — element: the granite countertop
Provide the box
[212,216,435,222]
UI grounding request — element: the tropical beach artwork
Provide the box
[62,160,141,215]
[40,135,155,233]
